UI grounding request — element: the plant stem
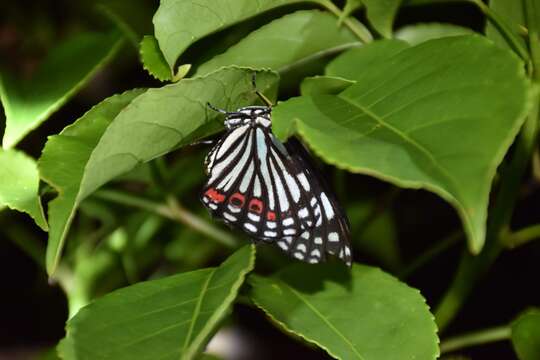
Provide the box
[319,0,373,43]
[399,231,462,279]
[503,223,540,248]
[440,326,511,354]
[469,0,529,62]
[94,189,170,217]
[94,189,238,248]
[165,195,238,248]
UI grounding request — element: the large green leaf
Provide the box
[512,309,540,360]
[39,90,145,276]
[59,245,255,360]
[153,0,323,71]
[0,149,47,230]
[272,36,530,253]
[0,31,122,148]
[39,67,277,276]
[249,263,438,360]
[194,10,358,76]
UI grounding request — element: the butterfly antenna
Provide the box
[251,72,273,108]
[206,102,229,115]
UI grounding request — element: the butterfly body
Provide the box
[201,104,352,266]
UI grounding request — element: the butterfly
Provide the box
[200,75,352,266]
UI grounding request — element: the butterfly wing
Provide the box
[201,124,316,241]
[201,124,352,266]
[281,138,352,266]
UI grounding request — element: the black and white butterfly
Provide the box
[201,77,352,266]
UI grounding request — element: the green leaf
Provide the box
[396,23,474,45]
[0,31,122,149]
[512,309,540,360]
[300,75,356,96]
[249,263,439,360]
[347,201,401,270]
[58,245,255,360]
[272,36,531,253]
[39,90,145,276]
[485,0,527,52]
[325,39,409,79]
[0,149,47,230]
[153,0,323,71]
[362,0,403,38]
[39,67,277,276]
[140,35,173,81]
[194,10,358,77]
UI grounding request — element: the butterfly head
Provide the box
[224,106,272,129]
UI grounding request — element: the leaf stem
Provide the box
[166,195,238,248]
[319,0,373,43]
[93,189,238,248]
[440,325,511,354]
[399,231,462,279]
[469,0,529,62]
[503,223,540,248]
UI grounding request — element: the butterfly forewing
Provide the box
[201,106,352,266]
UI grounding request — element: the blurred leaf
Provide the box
[153,0,324,71]
[273,36,531,253]
[362,0,403,38]
[39,89,145,276]
[194,10,358,76]
[485,0,527,52]
[347,201,401,270]
[59,245,255,360]
[249,262,439,360]
[0,31,122,148]
[97,0,155,47]
[396,23,474,45]
[512,309,540,360]
[165,225,221,270]
[0,149,47,230]
[300,75,356,95]
[39,67,277,276]
[140,35,172,81]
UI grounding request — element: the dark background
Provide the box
[1,1,539,359]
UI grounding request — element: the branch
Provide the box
[440,325,511,354]
[94,189,238,248]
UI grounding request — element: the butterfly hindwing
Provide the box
[277,138,352,266]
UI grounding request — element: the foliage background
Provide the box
[0,0,539,359]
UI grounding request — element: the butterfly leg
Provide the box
[251,72,274,108]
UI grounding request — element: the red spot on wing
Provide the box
[229,193,245,208]
[249,199,263,214]
[205,188,225,203]
[267,211,276,221]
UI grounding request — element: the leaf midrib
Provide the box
[288,285,365,359]
[338,94,463,204]
[181,267,217,353]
